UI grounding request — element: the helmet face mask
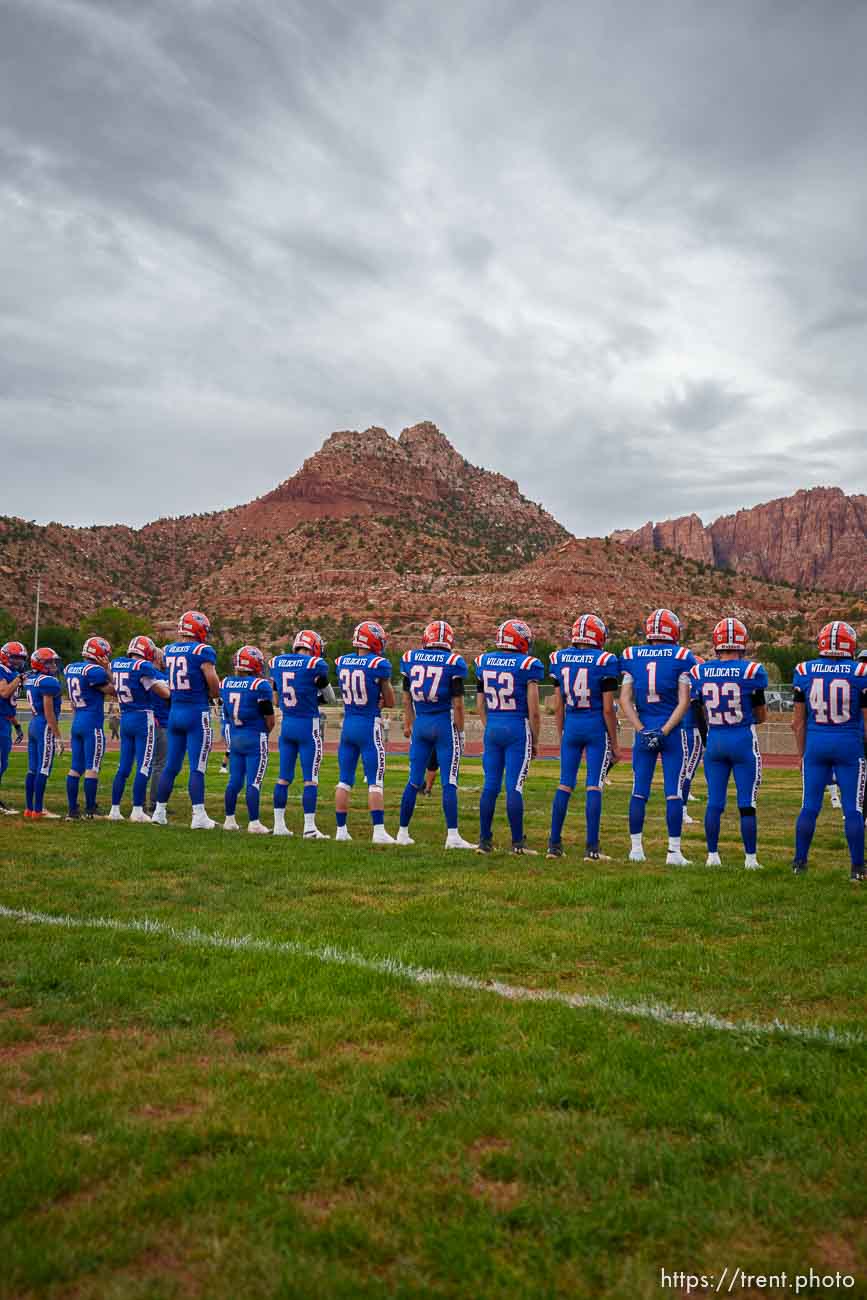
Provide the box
[233,645,265,676]
[571,614,607,649]
[179,610,211,643]
[496,619,533,654]
[818,621,857,658]
[31,646,61,675]
[712,617,748,653]
[645,608,681,644]
[0,641,28,672]
[423,620,455,651]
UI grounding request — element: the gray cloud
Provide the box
[1,0,867,536]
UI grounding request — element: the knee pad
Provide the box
[368,784,383,796]
[738,806,756,819]
[336,781,353,793]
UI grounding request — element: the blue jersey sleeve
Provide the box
[195,644,218,666]
[451,655,468,680]
[548,651,560,682]
[527,657,545,683]
[255,678,274,704]
[749,664,769,692]
[84,663,110,688]
[43,676,62,697]
[792,663,808,695]
[372,657,392,681]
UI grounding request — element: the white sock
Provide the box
[668,836,681,853]
[274,808,286,830]
[111,805,121,815]
[155,802,167,815]
[304,813,316,832]
[745,852,759,867]
[630,833,643,851]
[193,803,205,816]
[131,806,143,815]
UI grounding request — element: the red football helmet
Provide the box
[712,618,748,652]
[571,614,607,648]
[423,620,455,651]
[0,641,28,672]
[352,621,387,654]
[128,635,157,662]
[233,645,266,675]
[818,621,857,658]
[82,635,112,665]
[496,619,533,654]
[293,629,324,657]
[645,608,681,644]
[178,610,211,643]
[31,646,61,674]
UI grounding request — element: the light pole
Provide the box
[33,577,41,650]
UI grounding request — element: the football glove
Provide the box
[638,728,664,752]
[13,723,24,744]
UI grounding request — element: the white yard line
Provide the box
[0,903,861,1047]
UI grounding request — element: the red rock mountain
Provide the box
[1,422,853,657]
[613,487,867,594]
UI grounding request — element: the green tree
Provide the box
[79,607,155,652]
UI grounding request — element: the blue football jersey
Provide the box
[270,652,329,720]
[111,656,162,714]
[0,664,19,720]
[162,641,217,709]
[620,643,697,728]
[64,660,110,722]
[792,657,867,740]
[220,674,273,737]
[24,670,62,719]
[336,653,392,718]
[549,647,619,718]
[690,659,768,730]
[475,649,545,719]
[401,647,467,715]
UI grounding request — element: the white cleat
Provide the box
[150,806,167,826]
[445,833,476,850]
[628,847,646,863]
[272,824,294,837]
[129,808,151,824]
[830,793,842,810]
[681,809,696,826]
[302,826,330,840]
[223,815,240,831]
[41,809,61,819]
[335,826,352,842]
[666,851,692,867]
[190,811,216,831]
[108,806,125,822]
[744,857,763,870]
[705,852,722,867]
[371,827,396,845]
[247,820,270,835]
[396,828,415,846]
[0,804,19,815]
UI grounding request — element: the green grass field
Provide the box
[1,749,865,1299]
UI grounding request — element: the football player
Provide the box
[475,619,544,854]
[619,609,698,866]
[792,622,867,880]
[680,653,706,825]
[0,641,27,814]
[64,636,115,819]
[690,619,767,869]
[547,614,619,862]
[270,629,330,839]
[147,646,170,814]
[220,646,274,834]
[109,636,171,822]
[23,647,64,818]
[397,620,474,849]
[152,610,221,829]
[334,621,395,844]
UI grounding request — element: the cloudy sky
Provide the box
[2,0,866,536]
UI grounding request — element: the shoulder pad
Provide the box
[599,651,616,666]
[794,662,806,676]
[549,650,558,665]
[621,646,633,660]
[474,654,483,669]
[744,660,761,680]
[855,661,867,677]
[520,656,536,671]
[369,656,383,669]
[689,663,700,678]
[447,653,461,666]
[675,647,690,661]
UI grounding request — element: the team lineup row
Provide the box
[1,607,865,876]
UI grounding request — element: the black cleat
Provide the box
[583,848,611,862]
[64,809,81,821]
[511,840,538,856]
[850,868,865,883]
[475,839,494,855]
[792,859,808,875]
[545,842,564,859]
[85,806,107,820]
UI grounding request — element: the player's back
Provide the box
[550,647,619,723]
[692,659,768,730]
[270,652,328,720]
[0,664,19,720]
[794,657,867,742]
[336,653,391,718]
[111,656,158,714]
[401,647,467,715]
[220,675,270,735]
[476,649,544,721]
[65,660,108,720]
[163,640,216,710]
[24,671,61,718]
[621,643,695,726]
